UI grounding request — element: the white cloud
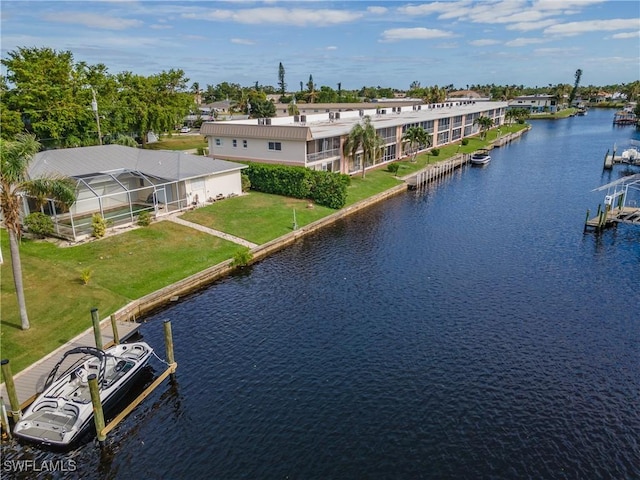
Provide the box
[326,46,338,50]
[367,6,387,15]
[150,24,172,30]
[610,31,640,39]
[230,38,255,45]
[507,19,558,31]
[469,39,500,46]
[380,27,454,42]
[544,18,639,36]
[505,37,546,47]
[43,12,142,30]
[185,8,362,26]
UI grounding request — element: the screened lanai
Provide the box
[28,168,187,240]
[24,144,247,241]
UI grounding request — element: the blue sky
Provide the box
[1,1,638,91]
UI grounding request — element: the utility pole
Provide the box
[91,88,103,145]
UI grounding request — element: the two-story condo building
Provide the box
[508,94,559,113]
[200,101,508,175]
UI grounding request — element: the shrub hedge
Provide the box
[245,163,350,209]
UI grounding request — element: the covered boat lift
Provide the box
[585,173,640,231]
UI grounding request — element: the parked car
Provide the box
[180,126,191,133]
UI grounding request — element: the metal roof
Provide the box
[29,145,246,182]
[201,101,508,142]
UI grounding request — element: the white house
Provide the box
[508,94,559,113]
[26,145,246,240]
[200,100,508,175]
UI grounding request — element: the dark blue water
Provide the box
[3,109,639,479]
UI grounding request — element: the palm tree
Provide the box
[402,126,432,162]
[0,133,76,330]
[473,116,494,139]
[343,116,384,178]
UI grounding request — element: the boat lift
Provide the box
[585,173,640,231]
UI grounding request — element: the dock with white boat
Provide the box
[1,317,140,410]
[603,141,640,169]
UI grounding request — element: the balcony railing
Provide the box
[307,148,340,163]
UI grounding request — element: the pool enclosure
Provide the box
[24,145,247,241]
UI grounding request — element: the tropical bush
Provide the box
[231,249,253,267]
[92,214,107,238]
[137,211,151,227]
[387,163,400,175]
[241,173,251,192]
[431,148,440,156]
[461,139,469,146]
[80,268,92,285]
[24,212,54,238]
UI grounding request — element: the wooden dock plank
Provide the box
[1,320,140,410]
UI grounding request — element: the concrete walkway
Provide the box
[165,215,257,249]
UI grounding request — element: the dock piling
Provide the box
[88,374,106,443]
[110,314,120,345]
[1,359,21,421]
[91,307,103,350]
[1,397,12,439]
[163,320,176,379]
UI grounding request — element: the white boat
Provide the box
[620,147,640,164]
[470,149,491,165]
[13,342,153,448]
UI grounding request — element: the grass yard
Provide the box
[0,222,239,374]
[181,192,336,245]
[144,135,208,151]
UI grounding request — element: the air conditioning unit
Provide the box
[329,112,335,120]
[334,112,340,120]
[359,110,364,117]
[294,115,300,122]
[265,118,271,125]
[300,115,307,122]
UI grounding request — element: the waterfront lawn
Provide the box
[0,222,239,374]
[181,192,335,244]
[144,135,208,151]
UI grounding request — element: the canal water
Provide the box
[3,108,639,479]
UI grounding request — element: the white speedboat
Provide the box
[13,342,153,448]
[470,149,491,165]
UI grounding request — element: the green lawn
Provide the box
[0,222,239,374]
[0,123,528,375]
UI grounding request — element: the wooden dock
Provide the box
[585,206,640,231]
[1,320,140,410]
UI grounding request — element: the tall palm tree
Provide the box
[343,116,384,178]
[473,116,494,139]
[402,126,432,162]
[0,133,76,330]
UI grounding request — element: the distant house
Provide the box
[25,145,246,241]
[508,94,559,113]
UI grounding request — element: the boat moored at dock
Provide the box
[470,149,491,165]
[13,342,153,448]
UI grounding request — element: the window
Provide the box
[232,139,237,148]
[268,141,282,151]
[215,138,222,146]
[243,140,248,148]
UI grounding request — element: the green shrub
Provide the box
[80,268,92,285]
[461,139,469,145]
[137,211,151,227]
[431,148,440,156]
[24,212,54,238]
[231,249,253,267]
[245,163,350,209]
[387,163,400,175]
[241,173,251,192]
[92,214,107,238]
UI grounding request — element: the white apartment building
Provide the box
[200,101,508,175]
